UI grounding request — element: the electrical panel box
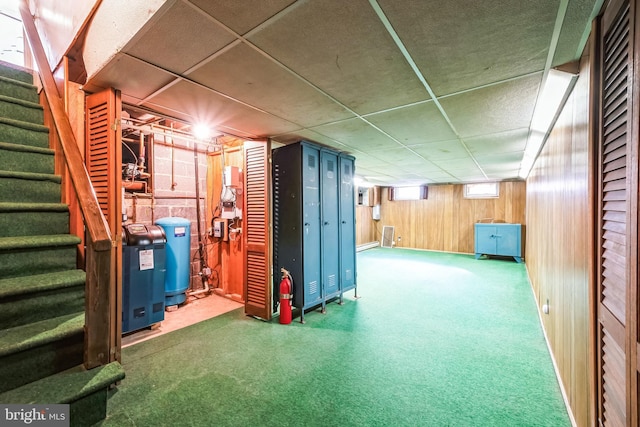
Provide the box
[224,166,241,188]
[213,219,228,241]
[372,204,381,220]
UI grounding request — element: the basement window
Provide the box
[464,182,499,198]
[388,185,428,201]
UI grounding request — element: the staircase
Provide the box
[0,61,124,426]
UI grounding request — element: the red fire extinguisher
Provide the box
[279,268,293,325]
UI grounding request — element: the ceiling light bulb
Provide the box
[193,124,210,141]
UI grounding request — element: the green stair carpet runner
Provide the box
[0,60,124,426]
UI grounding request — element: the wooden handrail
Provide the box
[19,0,113,368]
[19,1,111,252]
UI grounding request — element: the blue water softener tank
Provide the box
[155,217,191,307]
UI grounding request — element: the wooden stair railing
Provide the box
[19,1,113,369]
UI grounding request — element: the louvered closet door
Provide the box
[595,0,638,424]
[243,140,271,320]
[85,88,122,361]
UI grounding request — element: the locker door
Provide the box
[321,149,340,300]
[339,154,356,293]
[301,144,322,307]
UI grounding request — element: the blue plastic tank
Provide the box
[154,217,191,306]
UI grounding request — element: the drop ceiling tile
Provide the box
[378,0,557,96]
[553,0,599,67]
[464,129,529,156]
[145,79,299,137]
[248,0,429,114]
[410,140,469,161]
[362,148,422,165]
[189,0,296,35]
[354,154,396,168]
[86,53,176,100]
[486,170,522,180]
[430,157,482,171]
[187,43,355,128]
[365,101,457,144]
[311,118,401,152]
[475,152,524,168]
[439,74,541,138]
[124,1,236,74]
[272,129,356,153]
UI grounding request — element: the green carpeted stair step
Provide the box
[0,361,125,427]
[0,117,49,148]
[0,75,39,104]
[0,270,85,329]
[0,234,81,279]
[0,141,54,174]
[0,202,69,237]
[0,61,34,84]
[0,95,44,124]
[0,312,84,394]
[0,170,61,203]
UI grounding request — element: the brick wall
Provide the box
[123,135,210,292]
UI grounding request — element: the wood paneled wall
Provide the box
[206,141,245,302]
[356,206,376,245]
[375,182,525,253]
[525,51,591,425]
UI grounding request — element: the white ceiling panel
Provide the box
[124,1,236,74]
[365,101,458,145]
[410,140,471,161]
[311,118,401,152]
[187,0,296,35]
[464,129,529,156]
[146,79,300,137]
[84,0,600,185]
[439,74,541,138]
[377,0,558,96]
[247,0,429,114]
[84,53,176,100]
[187,43,355,128]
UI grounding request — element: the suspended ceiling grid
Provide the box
[83,0,600,186]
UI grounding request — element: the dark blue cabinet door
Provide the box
[321,149,340,299]
[302,144,322,305]
[475,224,497,255]
[339,154,356,292]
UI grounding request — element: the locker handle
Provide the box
[341,221,346,224]
[324,221,329,225]
[304,222,310,226]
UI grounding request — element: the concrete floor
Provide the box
[122,292,243,348]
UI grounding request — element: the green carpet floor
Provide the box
[99,248,569,427]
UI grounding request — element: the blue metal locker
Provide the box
[301,144,322,308]
[338,154,356,299]
[321,149,340,303]
[272,141,322,323]
[272,141,357,323]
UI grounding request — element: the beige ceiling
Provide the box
[83,0,600,186]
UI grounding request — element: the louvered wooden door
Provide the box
[243,140,271,320]
[594,0,639,424]
[85,88,122,361]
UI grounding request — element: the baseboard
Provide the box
[356,241,379,252]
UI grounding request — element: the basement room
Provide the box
[0,0,635,426]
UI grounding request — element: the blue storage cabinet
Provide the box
[122,224,166,333]
[338,154,356,297]
[474,223,523,263]
[272,141,357,323]
[273,142,322,322]
[321,148,340,301]
[155,217,191,306]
